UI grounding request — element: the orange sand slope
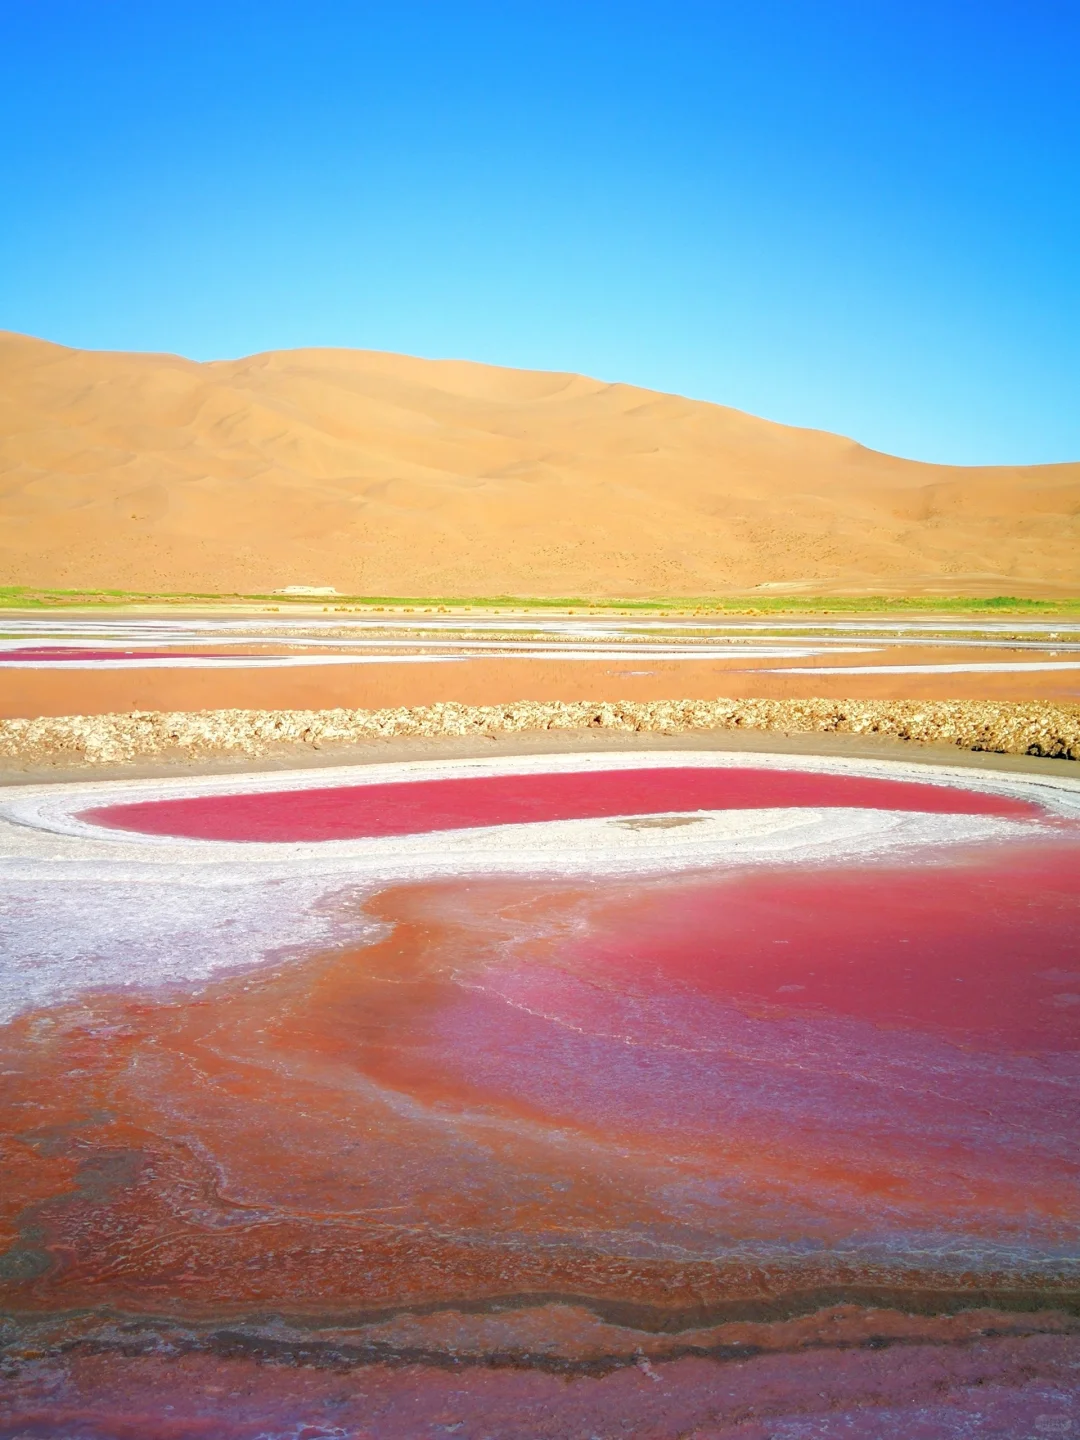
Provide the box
[2,329,1078,599]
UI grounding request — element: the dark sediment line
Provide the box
[4,1307,1079,1380]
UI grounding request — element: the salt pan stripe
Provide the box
[0,654,467,669]
[0,646,863,667]
[770,661,1080,675]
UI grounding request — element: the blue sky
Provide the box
[1,1,1077,465]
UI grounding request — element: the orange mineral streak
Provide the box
[1,873,1077,1326]
[0,884,682,1317]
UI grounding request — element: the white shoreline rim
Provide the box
[4,748,1079,857]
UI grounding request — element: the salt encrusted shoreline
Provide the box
[1,698,1078,767]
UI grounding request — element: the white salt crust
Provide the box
[2,751,1078,1026]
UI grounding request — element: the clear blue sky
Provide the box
[2,1,1077,465]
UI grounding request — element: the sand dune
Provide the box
[1,330,1077,597]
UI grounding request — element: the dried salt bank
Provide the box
[2,696,1079,770]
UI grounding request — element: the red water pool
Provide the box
[79,765,1040,841]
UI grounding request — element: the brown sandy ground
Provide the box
[3,331,1078,597]
[4,649,1080,721]
[2,698,1077,771]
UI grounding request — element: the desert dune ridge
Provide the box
[1,330,1078,598]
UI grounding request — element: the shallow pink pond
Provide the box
[80,763,1039,839]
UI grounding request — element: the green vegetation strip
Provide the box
[1,587,1078,616]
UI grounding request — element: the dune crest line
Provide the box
[2,697,1078,767]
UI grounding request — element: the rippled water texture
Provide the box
[2,758,1079,1436]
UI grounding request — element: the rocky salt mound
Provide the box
[1,697,1078,767]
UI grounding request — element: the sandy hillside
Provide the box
[1,331,1077,598]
